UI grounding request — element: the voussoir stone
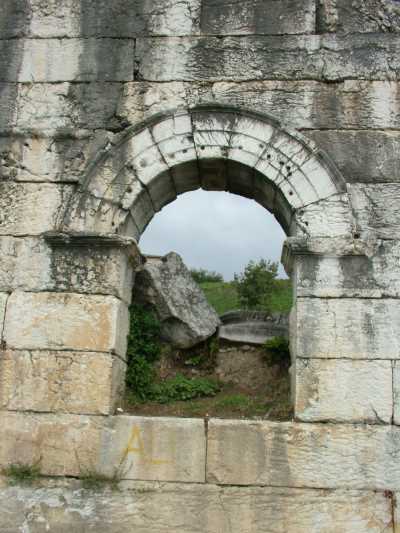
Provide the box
[133,252,220,348]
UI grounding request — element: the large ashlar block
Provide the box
[294,241,400,298]
[3,292,129,357]
[294,298,400,359]
[0,413,206,483]
[99,416,206,483]
[0,350,126,415]
[0,481,391,533]
[0,39,134,82]
[295,359,393,423]
[0,182,73,236]
[207,419,400,490]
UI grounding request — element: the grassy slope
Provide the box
[200,279,292,315]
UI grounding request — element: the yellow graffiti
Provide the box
[122,426,171,466]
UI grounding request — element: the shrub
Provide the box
[190,268,223,284]
[264,336,290,367]
[3,461,41,485]
[234,259,279,310]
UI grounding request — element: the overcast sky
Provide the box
[139,190,287,280]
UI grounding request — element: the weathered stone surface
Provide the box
[133,253,220,349]
[308,130,400,183]
[200,0,316,36]
[3,291,129,357]
[0,413,206,483]
[0,480,392,533]
[100,416,206,483]
[136,34,400,82]
[393,361,400,426]
[207,419,400,490]
[218,311,288,345]
[0,39,134,82]
[319,0,400,33]
[0,182,73,236]
[349,183,400,238]
[294,298,400,360]
[294,240,400,298]
[295,358,393,423]
[0,350,126,415]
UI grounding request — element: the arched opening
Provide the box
[55,105,351,420]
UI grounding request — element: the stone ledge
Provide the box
[0,480,391,533]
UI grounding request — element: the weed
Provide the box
[3,460,41,485]
[215,394,266,415]
[151,374,221,404]
[80,469,122,491]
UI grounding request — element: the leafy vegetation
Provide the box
[264,336,291,367]
[125,304,221,404]
[80,469,122,491]
[234,259,279,311]
[3,461,41,485]
[199,281,240,315]
[190,268,223,284]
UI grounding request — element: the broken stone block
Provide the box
[133,252,220,349]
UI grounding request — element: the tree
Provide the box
[190,268,223,284]
[234,259,278,310]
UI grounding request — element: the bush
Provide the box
[234,259,278,310]
[190,268,223,284]
[264,337,290,368]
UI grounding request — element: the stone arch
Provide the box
[58,105,353,243]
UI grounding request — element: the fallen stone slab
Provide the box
[218,310,288,345]
[133,252,220,349]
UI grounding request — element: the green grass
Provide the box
[200,279,293,315]
[200,281,240,315]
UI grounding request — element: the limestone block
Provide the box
[295,241,400,298]
[295,359,393,423]
[349,184,400,238]
[0,39,134,82]
[136,35,400,82]
[319,0,400,33]
[3,291,129,357]
[294,297,400,360]
[0,412,104,477]
[308,130,400,184]
[0,182,73,236]
[207,419,400,490]
[15,83,124,132]
[0,413,206,483]
[294,193,353,238]
[0,350,126,415]
[100,416,206,483]
[50,243,135,303]
[0,481,391,533]
[211,80,400,130]
[200,0,316,35]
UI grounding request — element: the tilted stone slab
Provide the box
[0,182,73,236]
[3,291,129,357]
[294,358,393,424]
[207,419,400,490]
[294,241,400,298]
[0,39,134,82]
[0,480,392,533]
[0,413,206,483]
[0,350,126,415]
[294,298,400,359]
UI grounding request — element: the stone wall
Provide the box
[1,0,400,531]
